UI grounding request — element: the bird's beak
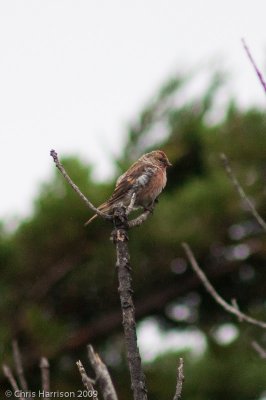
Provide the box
[166,160,172,167]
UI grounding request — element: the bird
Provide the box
[85,150,172,225]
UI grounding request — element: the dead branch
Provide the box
[2,364,22,396]
[40,357,50,394]
[251,341,266,359]
[220,153,266,232]
[111,206,148,400]
[87,345,118,400]
[3,343,51,399]
[50,149,112,221]
[242,38,266,95]
[12,340,29,392]
[76,360,98,398]
[126,192,136,215]
[173,358,184,400]
[128,210,151,228]
[182,242,266,329]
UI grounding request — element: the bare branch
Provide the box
[76,360,98,399]
[12,340,29,392]
[182,242,266,329]
[111,206,148,400]
[251,341,266,359]
[242,38,266,94]
[231,298,243,322]
[126,193,136,215]
[2,364,23,398]
[87,345,118,400]
[220,153,266,232]
[50,149,112,221]
[173,358,184,400]
[128,210,151,228]
[40,357,50,394]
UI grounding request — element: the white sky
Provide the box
[137,318,238,362]
[0,1,265,220]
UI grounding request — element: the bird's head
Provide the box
[143,150,172,168]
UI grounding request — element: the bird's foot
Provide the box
[144,204,155,214]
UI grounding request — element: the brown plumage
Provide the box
[85,150,171,225]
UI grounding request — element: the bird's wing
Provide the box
[107,161,154,206]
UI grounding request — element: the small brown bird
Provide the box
[85,150,172,225]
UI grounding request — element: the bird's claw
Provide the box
[144,204,155,214]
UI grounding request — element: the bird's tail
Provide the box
[84,202,110,227]
[84,213,98,226]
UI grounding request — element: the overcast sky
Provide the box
[0,1,265,220]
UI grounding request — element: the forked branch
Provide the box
[50,149,152,228]
[2,342,48,400]
[182,243,266,329]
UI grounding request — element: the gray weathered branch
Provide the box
[2,364,21,395]
[50,149,112,221]
[111,206,148,400]
[40,357,50,394]
[173,358,184,400]
[182,242,266,329]
[251,341,266,359]
[12,340,29,392]
[87,345,118,400]
[76,359,98,398]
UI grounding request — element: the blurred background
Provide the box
[1,1,266,399]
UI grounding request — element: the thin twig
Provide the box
[182,242,266,329]
[242,38,266,94]
[76,360,98,399]
[128,210,151,228]
[111,207,148,400]
[2,364,24,398]
[220,153,266,232]
[87,345,118,400]
[231,298,243,322]
[50,149,112,221]
[12,340,29,392]
[40,357,50,394]
[251,340,266,359]
[173,358,184,400]
[126,193,136,215]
